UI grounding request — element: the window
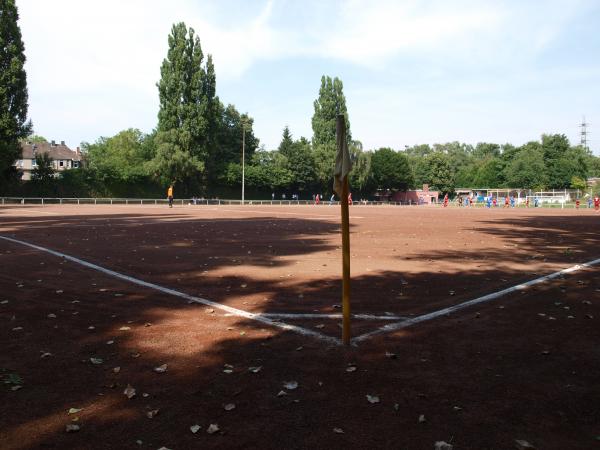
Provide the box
[32,159,37,167]
[73,161,80,168]
[59,160,64,167]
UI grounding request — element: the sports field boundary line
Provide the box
[351,256,600,344]
[260,313,406,320]
[0,235,342,346]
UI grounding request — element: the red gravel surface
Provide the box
[1,204,599,449]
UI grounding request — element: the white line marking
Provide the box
[2,206,365,220]
[351,257,600,344]
[261,313,405,320]
[0,235,341,346]
[3,208,56,215]
[216,208,365,219]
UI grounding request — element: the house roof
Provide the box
[20,141,82,161]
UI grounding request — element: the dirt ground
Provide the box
[1,204,599,449]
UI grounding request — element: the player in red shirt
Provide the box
[594,196,600,211]
[443,193,449,207]
[348,193,353,205]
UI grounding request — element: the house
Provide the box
[15,140,82,181]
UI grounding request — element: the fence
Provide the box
[0,197,408,207]
[0,197,589,208]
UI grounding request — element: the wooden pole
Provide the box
[341,175,351,345]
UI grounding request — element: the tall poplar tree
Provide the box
[311,75,351,191]
[153,22,215,188]
[311,75,350,147]
[0,0,32,188]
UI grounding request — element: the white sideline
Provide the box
[0,235,342,346]
[261,313,405,320]
[215,208,366,220]
[351,257,600,344]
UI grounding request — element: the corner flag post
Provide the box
[341,173,351,344]
[334,115,352,345]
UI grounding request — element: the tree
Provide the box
[587,154,600,177]
[504,145,547,189]
[225,150,292,192]
[469,157,503,187]
[424,152,455,194]
[312,75,350,147]
[278,126,294,157]
[370,148,413,191]
[286,137,317,195]
[405,144,433,158]
[473,142,500,159]
[570,176,587,191]
[84,129,154,183]
[153,22,212,186]
[209,104,259,191]
[31,152,54,182]
[24,135,47,144]
[311,75,351,192]
[541,134,571,188]
[311,141,337,192]
[348,142,374,197]
[0,0,32,189]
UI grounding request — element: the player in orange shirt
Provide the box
[167,185,174,208]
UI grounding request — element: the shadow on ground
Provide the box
[1,208,599,449]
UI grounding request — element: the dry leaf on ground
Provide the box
[366,395,380,404]
[154,364,168,373]
[283,381,298,390]
[124,384,136,399]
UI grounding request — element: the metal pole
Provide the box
[336,115,351,346]
[242,125,245,204]
[341,176,351,345]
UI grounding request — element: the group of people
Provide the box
[441,192,600,210]
[313,193,352,205]
[166,185,600,211]
[271,193,301,201]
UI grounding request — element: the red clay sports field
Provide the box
[1,203,599,449]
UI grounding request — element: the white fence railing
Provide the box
[0,197,410,207]
[0,197,589,208]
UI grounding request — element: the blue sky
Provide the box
[17,0,600,154]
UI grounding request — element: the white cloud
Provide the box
[315,0,504,66]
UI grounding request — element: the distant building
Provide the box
[377,185,439,204]
[15,140,82,180]
[587,177,600,187]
